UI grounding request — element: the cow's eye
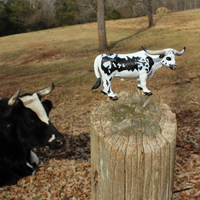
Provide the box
[30,119,36,124]
[166,57,171,61]
[25,118,36,126]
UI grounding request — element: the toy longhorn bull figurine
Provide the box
[91,46,186,100]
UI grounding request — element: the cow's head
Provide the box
[7,83,65,149]
[142,46,186,70]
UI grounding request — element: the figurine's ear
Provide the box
[159,54,165,58]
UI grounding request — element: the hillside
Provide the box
[0,9,200,199]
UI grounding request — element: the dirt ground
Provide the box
[0,9,200,200]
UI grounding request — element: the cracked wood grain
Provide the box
[91,90,177,200]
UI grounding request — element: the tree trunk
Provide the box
[91,90,177,200]
[97,0,109,52]
[147,0,154,27]
[148,14,154,27]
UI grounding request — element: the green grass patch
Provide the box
[33,196,42,200]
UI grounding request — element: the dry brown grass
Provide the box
[0,8,200,199]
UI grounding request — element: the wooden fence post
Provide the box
[90,90,177,200]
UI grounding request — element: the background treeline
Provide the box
[1,0,200,36]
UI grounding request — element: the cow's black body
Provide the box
[0,85,65,187]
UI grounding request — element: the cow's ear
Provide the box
[42,100,53,115]
[159,54,165,58]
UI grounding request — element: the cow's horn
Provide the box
[142,46,166,55]
[174,47,186,56]
[8,88,21,106]
[37,83,54,98]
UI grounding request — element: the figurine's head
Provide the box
[142,46,186,70]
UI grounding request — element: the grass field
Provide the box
[0,9,200,199]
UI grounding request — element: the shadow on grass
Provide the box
[108,27,149,50]
[35,132,91,161]
[108,15,166,51]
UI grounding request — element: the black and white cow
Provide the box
[0,83,65,187]
[92,46,186,100]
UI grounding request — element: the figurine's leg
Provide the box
[103,79,111,95]
[108,88,116,99]
[137,79,143,90]
[105,79,118,100]
[139,71,152,95]
[101,78,107,94]
[101,76,118,100]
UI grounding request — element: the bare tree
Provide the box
[128,0,154,27]
[146,0,154,27]
[24,0,56,29]
[97,0,109,52]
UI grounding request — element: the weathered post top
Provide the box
[91,90,177,200]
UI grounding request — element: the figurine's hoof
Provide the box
[144,92,153,96]
[101,91,107,95]
[109,96,118,101]
[137,86,143,90]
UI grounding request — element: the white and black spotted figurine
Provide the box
[91,46,186,100]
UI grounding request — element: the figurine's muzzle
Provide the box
[169,64,177,70]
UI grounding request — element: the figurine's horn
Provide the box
[174,47,186,56]
[36,82,54,98]
[8,88,21,106]
[142,46,166,55]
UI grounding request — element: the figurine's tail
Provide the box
[94,55,101,78]
[91,78,101,90]
[92,55,101,90]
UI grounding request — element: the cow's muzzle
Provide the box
[48,135,66,149]
[55,136,66,148]
[169,64,177,70]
